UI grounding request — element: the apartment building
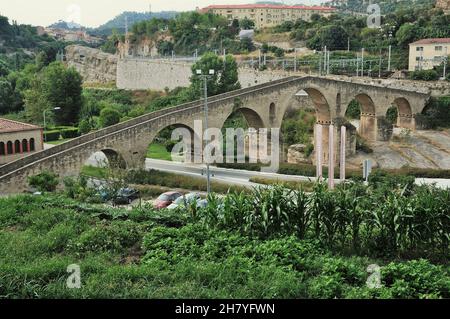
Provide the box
[200,4,336,29]
[409,38,450,71]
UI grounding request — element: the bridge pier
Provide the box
[397,113,416,130]
[359,112,377,141]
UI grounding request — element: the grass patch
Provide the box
[81,166,249,195]
[146,143,172,161]
[0,193,448,299]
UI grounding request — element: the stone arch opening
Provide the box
[147,124,197,163]
[0,142,5,156]
[22,139,28,153]
[7,141,13,155]
[85,149,127,169]
[393,97,415,130]
[14,140,21,153]
[303,88,331,123]
[344,94,377,141]
[221,107,267,164]
[29,138,35,152]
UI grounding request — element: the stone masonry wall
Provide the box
[65,45,117,83]
[116,58,294,90]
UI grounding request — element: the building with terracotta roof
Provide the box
[0,118,43,165]
[199,4,336,29]
[409,38,450,71]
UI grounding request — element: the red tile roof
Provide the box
[410,38,450,45]
[201,4,336,11]
[0,118,42,134]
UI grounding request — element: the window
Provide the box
[435,46,443,51]
[416,47,424,51]
[14,140,21,153]
[22,139,28,153]
[7,141,13,154]
[30,138,35,152]
[0,142,4,156]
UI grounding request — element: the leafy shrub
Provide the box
[68,221,144,254]
[409,69,439,81]
[43,130,61,142]
[99,107,121,128]
[78,119,92,135]
[60,128,79,139]
[28,171,59,192]
[381,259,449,298]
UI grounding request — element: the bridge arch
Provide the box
[142,123,199,166]
[85,148,128,169]
[344,93,377,141]
[392,97,415,130]
[303,88,331,123]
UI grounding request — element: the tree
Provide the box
[240,18,255,30]
[395,23,418,49]
[23,62,82,125]
[239,37,255,53]
[99,107,121,127]
[41,62,83,125]
[190,53,240,98]
[157,40,174,56]
[0,78,23,114]
[0,59,10,77]
[307,25,348,51]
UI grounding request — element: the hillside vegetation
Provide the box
[0,174,448,298]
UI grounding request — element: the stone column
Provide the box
[359,112,377,141]
[397,113,416,130]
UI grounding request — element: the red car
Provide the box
[153,191,183,210]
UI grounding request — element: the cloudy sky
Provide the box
[0,0,324,27]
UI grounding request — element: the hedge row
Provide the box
[217,162,450,179]
[44,128,80,142]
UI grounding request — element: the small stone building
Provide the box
[0,118,43,165]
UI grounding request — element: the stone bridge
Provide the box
[0,76,430,194]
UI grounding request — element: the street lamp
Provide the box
[196,69,215,194]
[43,107,61,142]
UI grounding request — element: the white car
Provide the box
[167,193,201,210]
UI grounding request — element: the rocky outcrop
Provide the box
[287,144,312,164]
[436,0,450,13]
[65,45,117,83]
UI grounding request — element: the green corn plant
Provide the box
[288,187,310,239]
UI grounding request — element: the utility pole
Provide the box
[294,48,297,72]
[319,51,322,75]
[361,48,365,76]
[443,47,448,79]
[196,69,215,194]
[323,46,327,76]
[327,50,331,75]
[387,45,392,72]
[347,37,350,52]
[379,49,382,78]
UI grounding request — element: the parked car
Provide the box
[167,193,201,210]
[112,188,140,205]
[153,191,183,209]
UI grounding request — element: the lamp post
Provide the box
[43,107,61,142]
[196,69,215,194]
